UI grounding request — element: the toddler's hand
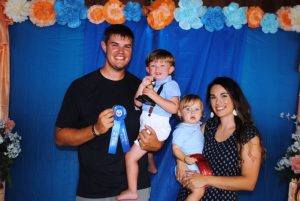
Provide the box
[184,156,197,165]
[142,76,153,87]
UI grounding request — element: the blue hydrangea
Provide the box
[54,0,87,28]
[260,13,279,34]
[201,6,225,32]
[123,1,142,22]
[223,2,247,29]
[174,0,207,30]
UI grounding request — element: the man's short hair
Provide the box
[145,49,175,67]
[103,24,134,44]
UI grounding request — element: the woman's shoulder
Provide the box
[240,123,260,145]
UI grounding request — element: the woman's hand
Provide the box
[176,160,187,183]
[182,171,207,190]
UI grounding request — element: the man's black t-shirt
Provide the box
[56,69,150,198]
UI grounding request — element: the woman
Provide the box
[176,76,265,201]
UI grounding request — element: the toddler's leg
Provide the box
[117,144,147,201]
[147,152,157,174]
[186,187,205,201]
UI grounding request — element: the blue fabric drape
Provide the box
[7,18,300,201]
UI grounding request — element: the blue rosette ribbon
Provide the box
[108,105,130,154]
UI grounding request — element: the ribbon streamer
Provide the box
[108,105,130,154]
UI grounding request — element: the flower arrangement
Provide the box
[3,0,300,33]
[275,113,300,181]
[0,119,21,188]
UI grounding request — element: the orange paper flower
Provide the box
[103,0,125,24]
[29,0,56,27]
[88,5,105,24]
[277,7,292,31]
[246,6,264,28]
[145,0,175,30]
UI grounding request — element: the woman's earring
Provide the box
[210,112,214,118]
[233,109,237,116]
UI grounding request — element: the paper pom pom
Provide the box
[174,0,206,30]
[123,1,142,22]
[223,2,247,29]
[260,13,278,33]
[246,6,264,28]
[103,0,126,24]
[4,0,29,23]
[54,0,87,28]
[29,0,56,27]
[291,5,300,33]
[87,5,104,24]
[201,6,225,32]
[145,0,175,30]
[277,7,292,31]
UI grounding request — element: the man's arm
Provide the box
[55,108,114,146]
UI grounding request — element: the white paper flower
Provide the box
[4,0,30,23]
[291,5,300,32]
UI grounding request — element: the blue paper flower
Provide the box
[123,1,142,22]
[174,0,206,30]
[201,6,225,32]
[54,0,87,28]
[260,13,279,34]
[223,2,247,29]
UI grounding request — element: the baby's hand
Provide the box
[184,156,197,165]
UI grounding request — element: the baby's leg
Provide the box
[147,152,157,174]
[117,144,147,201]
[186,187,205,201]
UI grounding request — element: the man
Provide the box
[55,24,162,201]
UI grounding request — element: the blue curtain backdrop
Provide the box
[7,18,300,201]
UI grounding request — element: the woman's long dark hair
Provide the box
[206,77,266,163]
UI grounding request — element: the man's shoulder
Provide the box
[125,71,141,86]
[71,70,98,88]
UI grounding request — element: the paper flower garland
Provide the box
[277,7,292,31]
[202,6,225,32]
[87,5,104,24]
[29,0,56,27]
[291,5,300,32]
[174,0,206,30]
[103,0,125,24]
[4,0,29,23]
[246,6,264,28]
[54,0,87,28]
[145,0,175,30]
[260,13,279,33]
[223,2,247,29]
[123,1,142,22]
[3,0,300,34]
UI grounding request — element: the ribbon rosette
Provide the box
[108,105,130,154]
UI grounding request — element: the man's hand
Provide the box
[94,108,114,135]
[138,125,163,151]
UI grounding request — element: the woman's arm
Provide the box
[184,136,262,191]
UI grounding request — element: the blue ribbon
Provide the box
[108,105,130,154]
